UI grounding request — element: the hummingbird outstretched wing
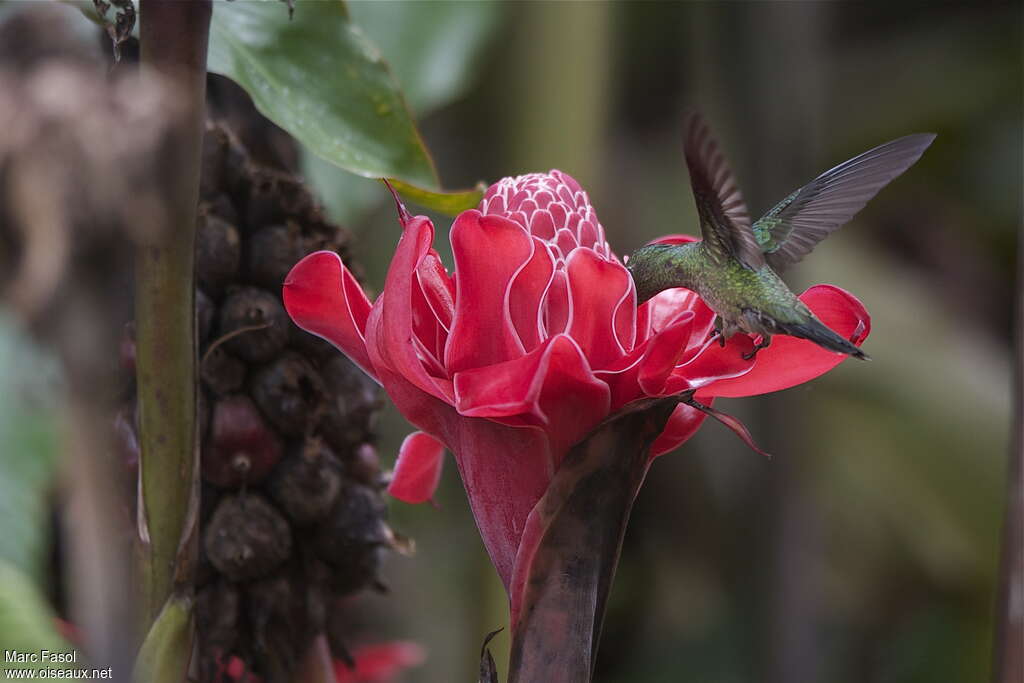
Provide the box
[683,114,765,270]
[753,133,936,272]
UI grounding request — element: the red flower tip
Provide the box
[334,641,427,683]
[388,432,445,504]
[380,178,413,226]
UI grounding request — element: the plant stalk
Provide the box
[136,0,211,628]
[507,400,678,683]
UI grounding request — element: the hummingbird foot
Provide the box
[710,316,727,347]
[741,335,772,361]
[707,327,726,347]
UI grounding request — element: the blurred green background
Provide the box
[0,2,1018,682]
[325,3,1019,682]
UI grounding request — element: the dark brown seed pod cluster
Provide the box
[119,120,392,682]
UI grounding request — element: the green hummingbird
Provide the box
[627,115,935,360]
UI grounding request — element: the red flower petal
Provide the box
[334,641,427,683]
[508,238,555,352]
[641,286,707,335]
[565,248,634,369]
[368,215,455,403]
[388,432,446,504]
[595,312,695,409]
[697,284,870,399]
[637,313,697,395]
[283,251,374,378]
[445,212,532,373]
[543,270,570,336]
[416,250,455,331]
[650,402,709,457]
[369,356,553,590]
[454,334,611,459]
[661,333,755,395]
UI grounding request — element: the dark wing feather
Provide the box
[753,133,935,271]
[683,113,764,269]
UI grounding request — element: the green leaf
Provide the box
[347,0,503,115]
[387,178,485,217]
[208,0,438,188]
[0,561,76,675]
[0,313,61,581]
[132,593,194,683]
[300,1,501,225]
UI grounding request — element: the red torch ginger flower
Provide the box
[283,171,868,612]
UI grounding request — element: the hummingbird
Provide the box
[627,115,935,361]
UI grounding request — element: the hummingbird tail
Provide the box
[778,317,871,361]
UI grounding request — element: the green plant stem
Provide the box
[136,0,211,628]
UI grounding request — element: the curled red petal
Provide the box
[637,313,697,395]
[283,251,375,379]
[333,641,427,683]
[388,432,446,504]
[445,211,532,373]
[454,334,611,459]
[595,312,696,409]
[650,402,709,457]
[417,250,455,331]
[508,238,555,352]
[368,215,454,403]
[642,286,707,335]
[697,284,870,399]
[565,248,634,369]
[370,352,553,590]
[543,270,570,337]
[661,333,755,395]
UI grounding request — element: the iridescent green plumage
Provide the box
[628,114,935,360]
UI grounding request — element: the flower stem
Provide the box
[508,400,679,683]
[135,0,210,629]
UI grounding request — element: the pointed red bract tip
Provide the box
[381,178,413,225]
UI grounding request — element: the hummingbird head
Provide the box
[626,244,679,304]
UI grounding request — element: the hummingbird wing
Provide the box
[753,133,936,271]
[683,113,764,269]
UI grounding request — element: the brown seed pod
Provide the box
[288,323,339,361]
[198,389,211,444]
[200,194,240,227]
[313,482,388,595]
[204,493,292,581]
[222,128,253,209]
[245,167,317,228]
[250,351,325,436]
[244,569,318,683]
[317,356,380,452]
[266,439,343,526]
[201,345,246,396]
[246,223,310,291]
[218,287,290,363]
[196,213,241,299]
[203,394,283,487]
[196,289,215,346]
